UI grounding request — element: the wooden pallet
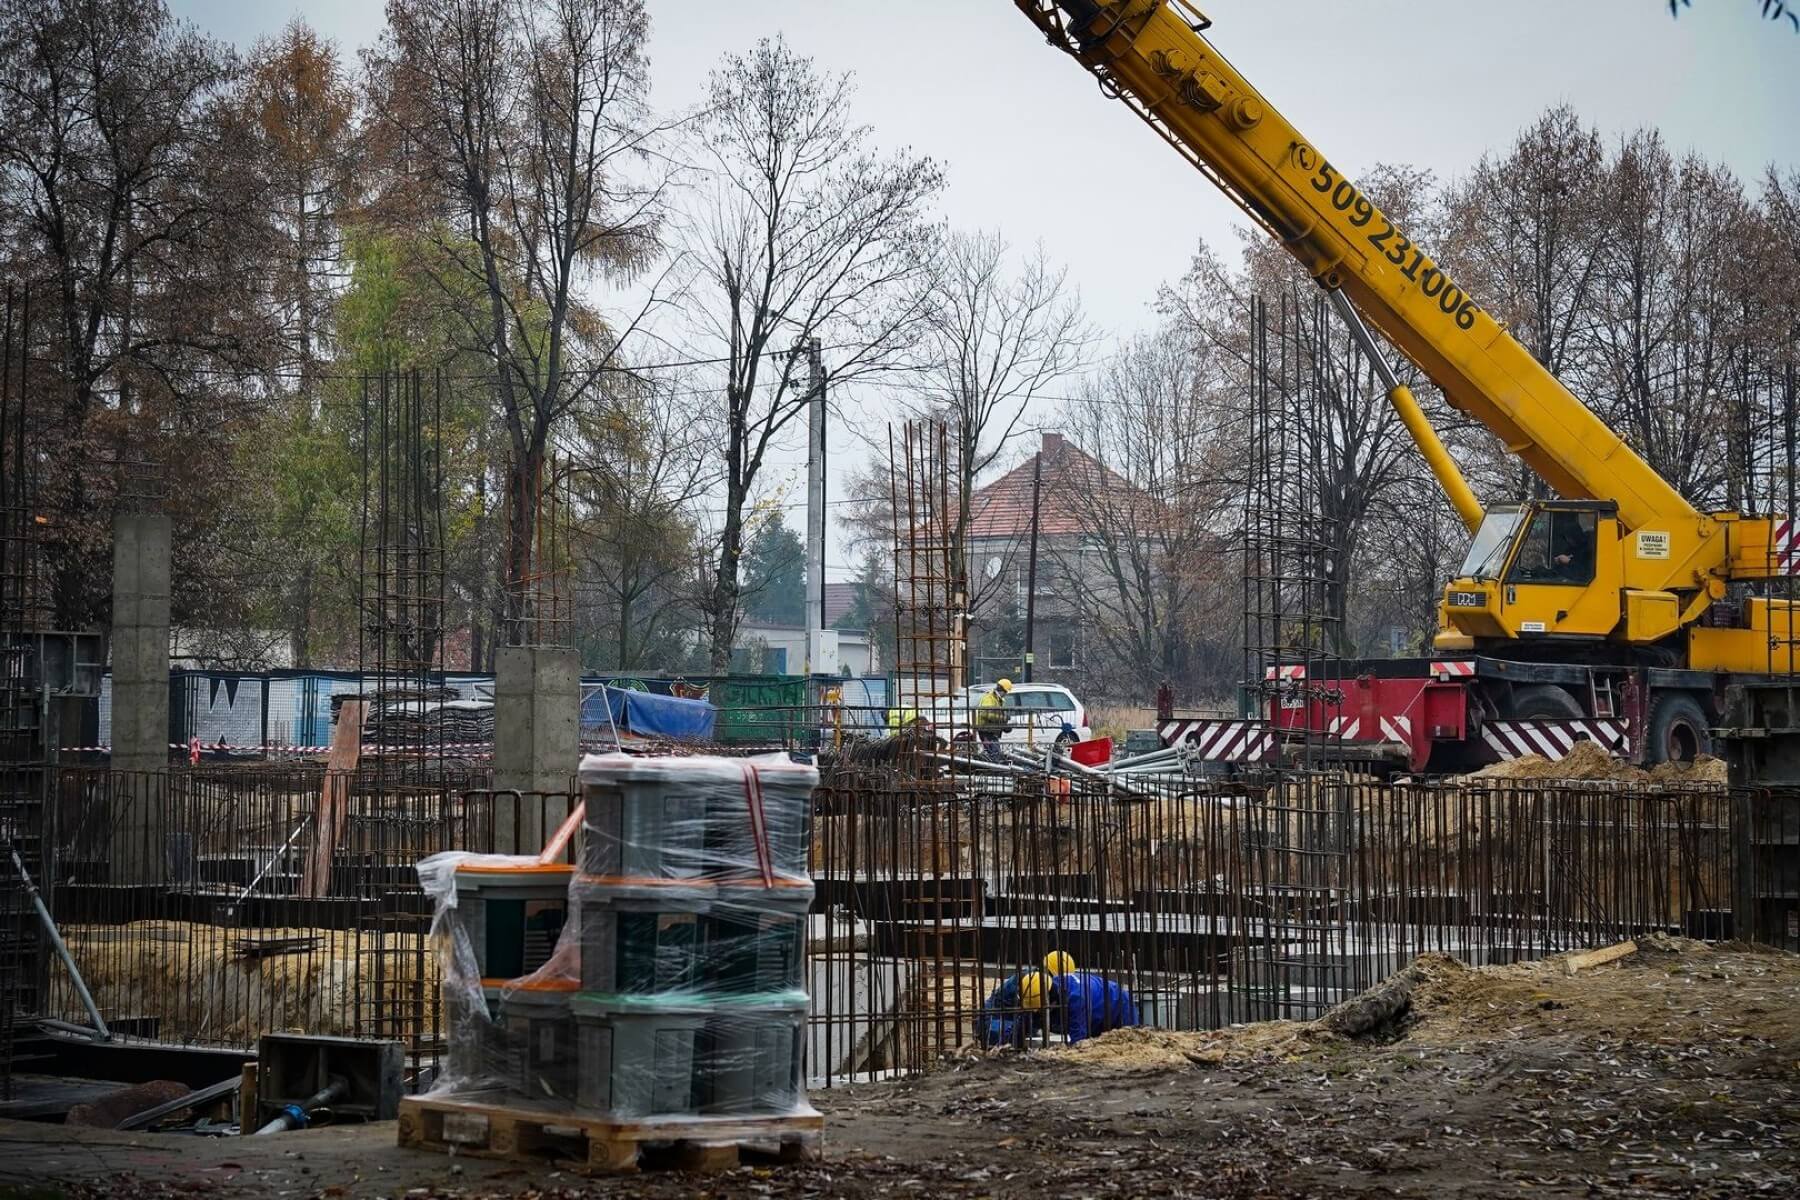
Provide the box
[397,1093,824,1174]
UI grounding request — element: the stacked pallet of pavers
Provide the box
[574,753,816,1121]
[442,856,581,1103]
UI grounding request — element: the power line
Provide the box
[17,342,869,385]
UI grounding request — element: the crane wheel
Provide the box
[1646,692,1711,765]
[1506,684,1584,721]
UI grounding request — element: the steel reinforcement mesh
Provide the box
[24,763,1777,1092]
[806,768,1746,1082]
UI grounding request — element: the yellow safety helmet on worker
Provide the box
[1020,952,1076,1010]
[1018,970,1047,1010]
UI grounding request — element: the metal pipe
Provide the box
[37,1017,107,1039]
[235,814,313,909]
[7,838,110,1041]
[1106,745,1182,770]
[254,1077,348,1135]
[923,751,1040,778]
[998,745,1159,800]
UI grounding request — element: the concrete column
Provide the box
[111,513,171,884]
[492,644,579,854]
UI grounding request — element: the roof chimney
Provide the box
[1041,431,1064,459]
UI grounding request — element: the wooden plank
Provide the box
[115,1075,242,1131]
[238,1064,257,1135]
[1563,939,1638,975]
[301,700,363,899]
[397,1094,823,1176]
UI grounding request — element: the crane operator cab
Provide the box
[1435,501,1643,651]
[1500,508,1598,584]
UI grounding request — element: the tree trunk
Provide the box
[709,487,745,673]
[292,563,313,668]
[503,439,544,644]
[616,591,631,670]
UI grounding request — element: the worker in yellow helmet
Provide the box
[978,965,1047,1049]
[975,678,1013,761]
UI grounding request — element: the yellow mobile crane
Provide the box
[1018,0,1799,766]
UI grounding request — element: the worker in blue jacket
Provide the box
[1041,950,1141,1045]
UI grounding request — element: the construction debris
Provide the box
[64,1081,189,1129]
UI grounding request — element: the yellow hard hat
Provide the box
[996,678,1014,692]
[1042,950,1076,977]
[1018,970,1047,1010]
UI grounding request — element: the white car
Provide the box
[929,682,1093,747]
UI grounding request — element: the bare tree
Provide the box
[371,0,671,646]
[1160,163,1450,655]
[571,376,714,669]
[1350,478,1465,656]
[1054,330,1237,699]
[0,0,276,629]
[685,35,942,671]
[240,21,357,665]
[1584,131,1750,503]
[1446,107,1608,382]
[909,230,1091,615]
[1441,107,1611,500]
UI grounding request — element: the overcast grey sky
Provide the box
[175,0,1798,336]
[171,0,1799,577]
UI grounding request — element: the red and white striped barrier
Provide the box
[1480,719,1630,761]
[1774,518,1800,576]
[62,741,503,755]
[1429,660,1476,679]
[1157,718,1276,762]
[1326,714,1413,745]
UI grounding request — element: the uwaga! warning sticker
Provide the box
[1636,531,1671,559]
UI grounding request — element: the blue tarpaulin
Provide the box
[587,685,716,740]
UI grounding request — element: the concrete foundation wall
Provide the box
[492,644,580,854]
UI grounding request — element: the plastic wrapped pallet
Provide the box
[573,876,812,997]
[415,752,820,1131]
[579,752,813,883]
[419,852,586,1104]
[694,989,809,1116]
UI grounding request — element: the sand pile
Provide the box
[1649,753,1728,784]
[52,920,443,1048]
[1046,938,1800,1077]
[1059,1020,1312,1071]
[1465,739,1726,785]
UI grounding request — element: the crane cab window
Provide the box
[1457,509,1524,579]
[1507,510,1597,585]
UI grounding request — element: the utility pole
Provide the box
[1022,449,1042,683]
[802,337,826,674]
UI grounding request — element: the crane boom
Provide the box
[1017,0,1700,535]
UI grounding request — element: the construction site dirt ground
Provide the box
[2,937,1795,1200]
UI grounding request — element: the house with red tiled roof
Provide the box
[963,431,1160,682]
